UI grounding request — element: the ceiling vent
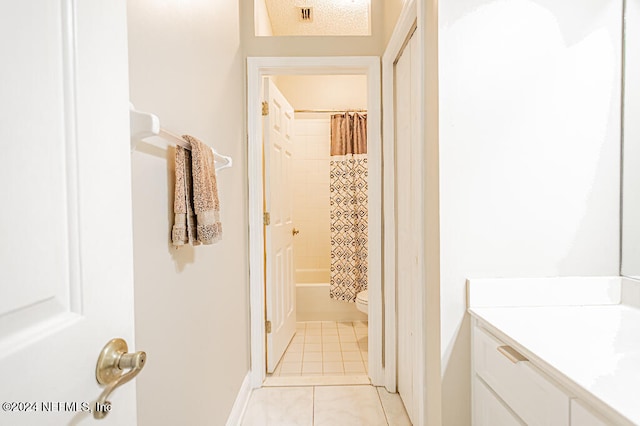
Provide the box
[298,7,313,22]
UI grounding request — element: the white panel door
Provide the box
[0,1,137,425]
[395,32,421,424]
[264,78,296,373]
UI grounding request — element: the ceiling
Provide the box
[264,0,371,36]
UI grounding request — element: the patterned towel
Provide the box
[172,135,222,246]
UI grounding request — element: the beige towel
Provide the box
[172,135,222,246]
[172,146,198,246]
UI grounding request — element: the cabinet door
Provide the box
[571,400,610,426]
[474,326,570,425]
[474,376,525,426]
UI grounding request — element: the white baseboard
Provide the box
[226,372,253,426]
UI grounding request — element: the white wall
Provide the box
[439,0,622,424]
[127,1,249,425]
[254,0,273,37]
[277,75,368,112]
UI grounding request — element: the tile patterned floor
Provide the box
[240,385,412,426]
[270,321,369,377]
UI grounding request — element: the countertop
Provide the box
[468,277,640,425]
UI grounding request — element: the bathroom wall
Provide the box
[254,0,273,37]
[127,1,248,425]
[277,75,368,111]
[439,1,622,424]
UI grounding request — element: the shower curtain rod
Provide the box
[294,109,367,113]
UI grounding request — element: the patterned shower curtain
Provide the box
[329,112,368,303]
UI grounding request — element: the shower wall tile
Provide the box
[293,118,332,280]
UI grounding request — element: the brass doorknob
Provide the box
[94,338,146,419]
[292,228,300,236]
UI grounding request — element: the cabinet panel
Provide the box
[474,376,525,426]
[571,399,610,426]
[474,326,570,425]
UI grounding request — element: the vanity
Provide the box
[468,277,640,425]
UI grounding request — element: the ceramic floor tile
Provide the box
[323,351,342,361]
[342,351,363,361]
[303,351,323,362]
[288,343,304,353]
[305,335,322,344]
[241,387,313,426]
[280,362,302,374]
[323,342,342,352]
[344,361,365,374]
[313,386,387,426]
[302,362,322,374]
[322,361,344,374]
[307,328,322,336]
[339,333,357,342]
[341,342,360,351]
[323,335,340,342]
[322,328,339,336]
[307,322,322,329]
[283,351,303,363]
[305,343,322,352]
[377,388,412,426]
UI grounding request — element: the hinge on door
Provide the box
[265,320,272,334]
[263,212,271,226]
[261,101,269,116]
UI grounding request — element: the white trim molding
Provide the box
[225,372,252,426]
[247,56,383,389]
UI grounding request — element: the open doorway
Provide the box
[262,74,370,382]
[247,57,385,389]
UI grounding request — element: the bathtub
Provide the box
[296,282,368,322]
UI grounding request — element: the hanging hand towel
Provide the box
[182,134,223,245]
[172,146,198,246]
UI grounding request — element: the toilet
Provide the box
[355,290,368,315]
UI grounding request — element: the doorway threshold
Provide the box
[262,375,370,387]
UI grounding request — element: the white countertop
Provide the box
[468,277,640,425]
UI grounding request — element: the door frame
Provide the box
[247,56,383,388]
[382,0,441,424]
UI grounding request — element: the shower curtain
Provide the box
[329,112,368,303]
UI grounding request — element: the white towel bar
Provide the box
[129,104,233,171]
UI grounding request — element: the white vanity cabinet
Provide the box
[471,320,630,426]
[472,323,571,425]
[468,277,640,426]
[571,400,612,426]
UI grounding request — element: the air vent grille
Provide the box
[299,7,313,22]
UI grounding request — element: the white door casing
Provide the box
[395,31,421,425]
[264,78,296,373]
[0,1,136,425]
[247,57,382,388]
